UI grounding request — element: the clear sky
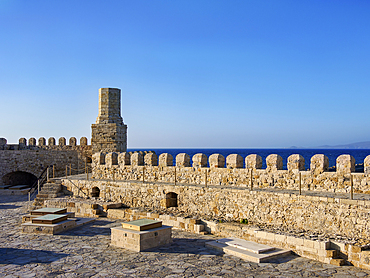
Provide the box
[0,0,369,148]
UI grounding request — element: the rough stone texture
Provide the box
[226,154,243,169]
[266,154,283,172]
[311,154,329,175]
[106,152,118,166]
[176,153,190,167]
[209,153,225,168]
[38,137,46,146]
[64,177,370,243]
[337,154,355,174]
[91,88,128,154]
[131,152,144,166]
[92,152,370,193]
[69,136,77,146]
[192,153,207,168]
[19,137,27,147]
[158,153,173,167]
[364,155,370,175]
[245,154,262,169]
[144,152,158,166]
[5,195,370,277]
[288,154,305,172]
[80,136,88,146]
[48,137,55,146]
[118,152,131,167]
[58,137,66,146]
[0,138,7,149]
[29,137,36,146]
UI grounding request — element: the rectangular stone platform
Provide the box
[32,214,68,224]
[111,219,172,252]
[21,217,95,235]
[22,212,75,223]
[30,207,67,216]
[121,219,162,231]
[206,237,291,263]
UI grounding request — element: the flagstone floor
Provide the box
[1,195,370,278]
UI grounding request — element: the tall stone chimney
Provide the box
[91,88,128,153]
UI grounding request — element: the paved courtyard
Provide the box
[1,195,370,278]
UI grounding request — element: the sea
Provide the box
[127,148,370,170]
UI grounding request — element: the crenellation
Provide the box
[337,154,355,174]
[58,137,66,146]
[69,137,77,146]
[245,154,262,169]
[29,137,36,146]
[80,137,88,146]
[131,152,144,166]
[266,154,283,172]
[226,154,243,169]
[310,154,329,175]
[19,138,27,148]
[209,153,225,168]
[144,152,158,166]
[364,155,370,175]
[106,152,118,166]
[287,154,305,172]
[192,153,207,168]
[176,153,190,167]
[158,153,173,167]
[38,137,46,146]
[48,137,56,146]
[118,152,131,167]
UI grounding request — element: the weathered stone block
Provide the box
[336,154,355,174]
[48,137,56,146]
[364,155,370,175]
[118,152,130,166]
[310,154,329,175]
[131,152,144,166]
[144,153,158,166]
[93,152,106,165]
[209,154,225,168]
[58,137,66,146]
[226,154,243,169]
[245,154,262,169]
[38,137,46,146]
[80,137,88,146]
[192,153,207,168]
[158,153,173,167]
[287,154,305,171]
[176,153,190,167]
[28,137,36,146]
[106,152,118,166]
[266,154,283,171]
[19,138,27,147]
[69,137,77,146]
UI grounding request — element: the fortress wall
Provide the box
[63,178,370,240]
[91,152,370,194]
[0,149,86,185]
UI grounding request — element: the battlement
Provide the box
[0,137,91,150]
[91,151,370,194]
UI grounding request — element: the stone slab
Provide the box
[216,237,275,254]
[206,241,291,263]
[22,219,76,234]
[32,214,68,224]
[22,212,75,223]
[31,207,67,216]
[121,219,162,231]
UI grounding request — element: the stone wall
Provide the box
[62,178,370,241]
[0,137,91,186]
[91,151,370,194]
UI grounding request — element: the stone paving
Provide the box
[2,196,370,278]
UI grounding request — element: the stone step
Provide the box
[330,258,345,266]
[206,239,291,263]
[216,237,275,254]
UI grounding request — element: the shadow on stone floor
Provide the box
[0,204,22,209]
[0,248,68,265]
[57,219,115,237]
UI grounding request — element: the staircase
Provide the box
[31,180,64,210]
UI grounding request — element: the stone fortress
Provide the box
[2,87,370,269]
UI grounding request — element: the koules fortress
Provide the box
[2,88,370,269]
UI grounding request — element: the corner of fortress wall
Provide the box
[0,137,92,185]
[89,151,370,193]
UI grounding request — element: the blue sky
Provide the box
[0,0,369,148]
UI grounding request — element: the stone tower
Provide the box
[91,88,128,154]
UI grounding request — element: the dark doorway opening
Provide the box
[2,171,37,187]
